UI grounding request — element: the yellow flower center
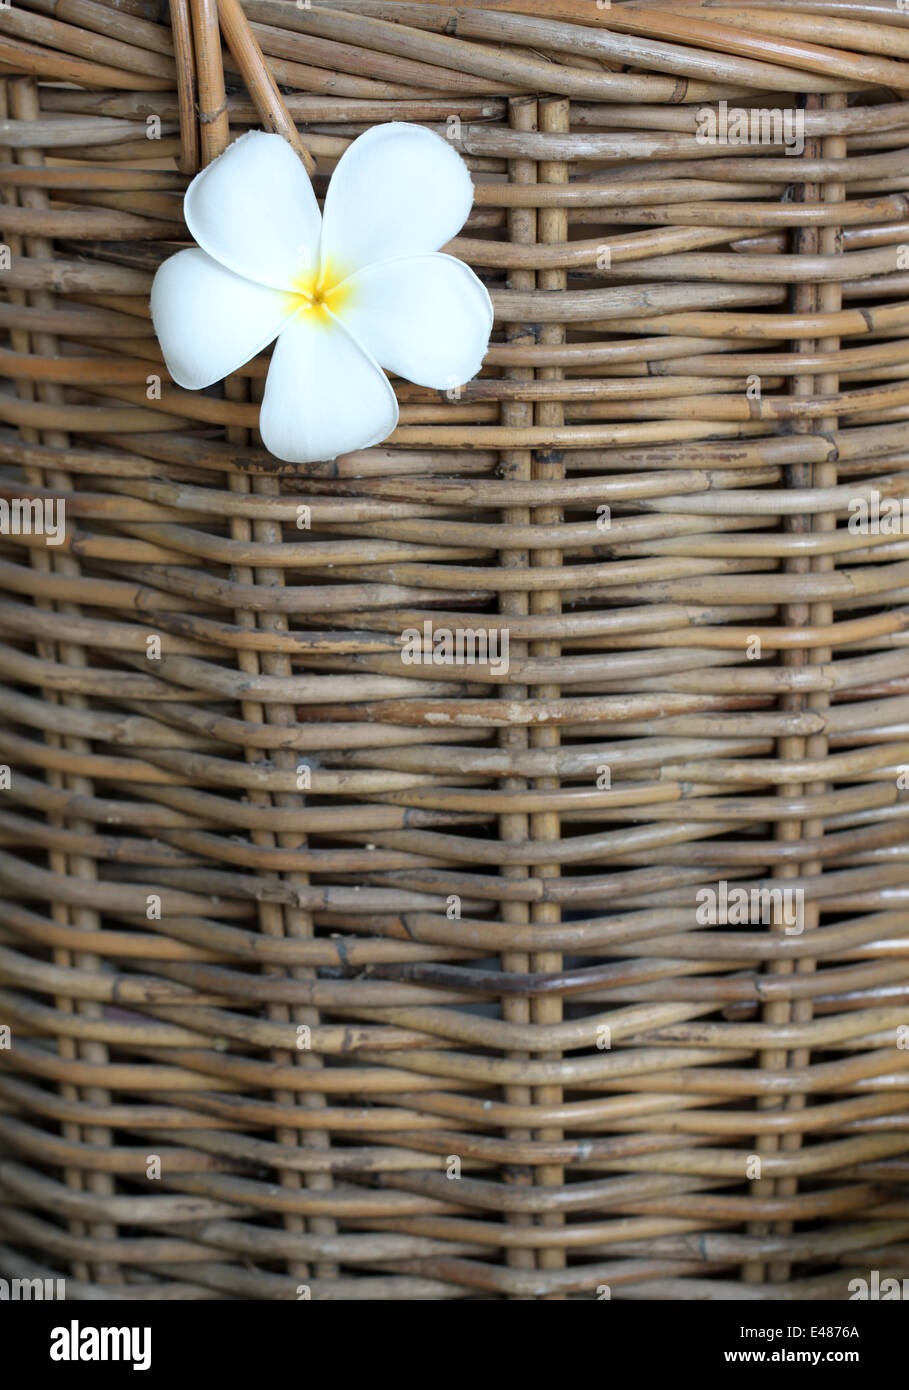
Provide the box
[286,258,352,321]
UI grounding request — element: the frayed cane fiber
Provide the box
[0,0,908,1301]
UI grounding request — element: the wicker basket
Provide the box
[1,0,909,1301]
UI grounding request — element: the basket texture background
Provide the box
[1,0,909,1300]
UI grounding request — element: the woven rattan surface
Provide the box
[1,0,909,1300]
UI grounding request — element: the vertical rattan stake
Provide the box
[498,94,539,1289]
[189,0,230,165]
[169,0,200,176]
[530,95,570,1293]
[216,0,315,175]
[8,73,121,1289]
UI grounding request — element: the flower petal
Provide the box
[320,123,474,280]
[259,309,399,463]
[184,130,321,291]
[338,253,493,390]
[151,248,296,390]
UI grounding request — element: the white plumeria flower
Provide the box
[151,124,494,463]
